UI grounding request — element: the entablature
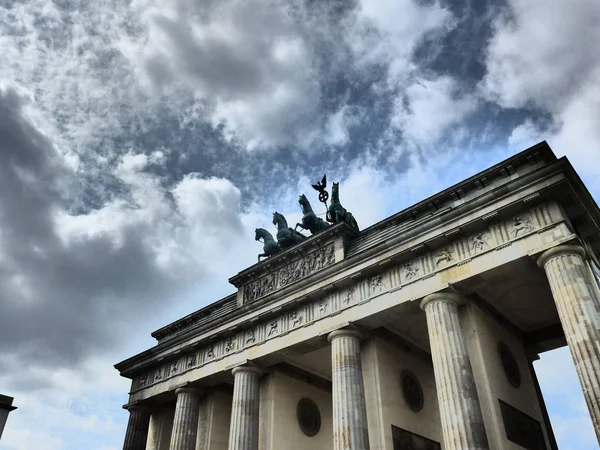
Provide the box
[116,172,571,379]
[115,142,600,386]
[125,200,575,399]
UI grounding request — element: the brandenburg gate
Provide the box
[115,142,600,449]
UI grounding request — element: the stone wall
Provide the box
[259,371,333,450]
[462,303,553,449]
[362,337,442,449]
[146,407,174,450]
[197,391,231,450]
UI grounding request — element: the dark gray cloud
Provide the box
[0,88,247,389]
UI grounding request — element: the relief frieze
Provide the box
[243,243,336,304]
[133,203,562,392]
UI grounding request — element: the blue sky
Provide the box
[0,0,599,448]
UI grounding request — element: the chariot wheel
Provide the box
[318,190,329,204]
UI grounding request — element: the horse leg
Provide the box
[258,253,267,262]
[295,223,304,232]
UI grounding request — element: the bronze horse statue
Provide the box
[295,194,329,235]
[273,212,306,249]
[255,228,281,261]
[327,182,359,232]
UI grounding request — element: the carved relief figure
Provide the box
[187,354,196,368]
[206,346,214,359]
[273,211,307,249]
[290,311,303,327]
[225,337,236,353]
[327,182,359,232]
[246,329,256,344]
[268,320,278,337]
[471,233,488,253]
[371,275,385,294]
[402,262,419,281]
[344,286,356,304]
[243,244,335,304]
[318,298,328,314]
[511,215,534,238]
[139,374,147,387]
[435,247,454,266]
[295,194,329,235]
[255,228,281,262]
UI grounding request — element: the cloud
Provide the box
[481,0,600,188]
[349,0,452,80]
[117,0,329,150]
[392,76,477,147]
[0,87,251,392]
[481,0,600,112]
[1,356,128,450]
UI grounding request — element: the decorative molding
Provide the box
[242,243,336,304]
[152,295,237,341]
[131,202,561,392]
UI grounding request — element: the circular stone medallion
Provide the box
[296,398,321,437]
[497,341,521,388]
[401,370,424,412]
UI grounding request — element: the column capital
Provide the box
[231,365,262,377]
[537,244,586,268]
[123,401,151,413]
[420,292,464,311]
[327,328,363,343]
[174,386,203,396]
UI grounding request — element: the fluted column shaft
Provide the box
[538,245,600,441]
[421,293,489,450]
[146,413,160,450]
[123,406,150,450]
[170,388,203,450]
[228,366,261,450]
[328,329,370,450]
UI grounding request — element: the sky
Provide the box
[0,0,599,448]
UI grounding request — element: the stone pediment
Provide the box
[229,222,357,306]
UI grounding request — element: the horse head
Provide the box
[272,211,288,229]
[331,181,340,203]
[298,194,310,209]
[255,227,273,242]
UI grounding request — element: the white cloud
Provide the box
[482,0,600,190]
[1,357,129,450]
[55,151,250,280]
[392,76,477,147]
[349,0,452,80]
[116,0,323,150]
[481,0,600,112]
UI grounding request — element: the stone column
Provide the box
[420,293,489,450]
[122,404,150,450]
[170,387,203,450]
[328,329,370,450]
[228,366,262,450]
[146,413,160,450]
[538,245,600,441]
